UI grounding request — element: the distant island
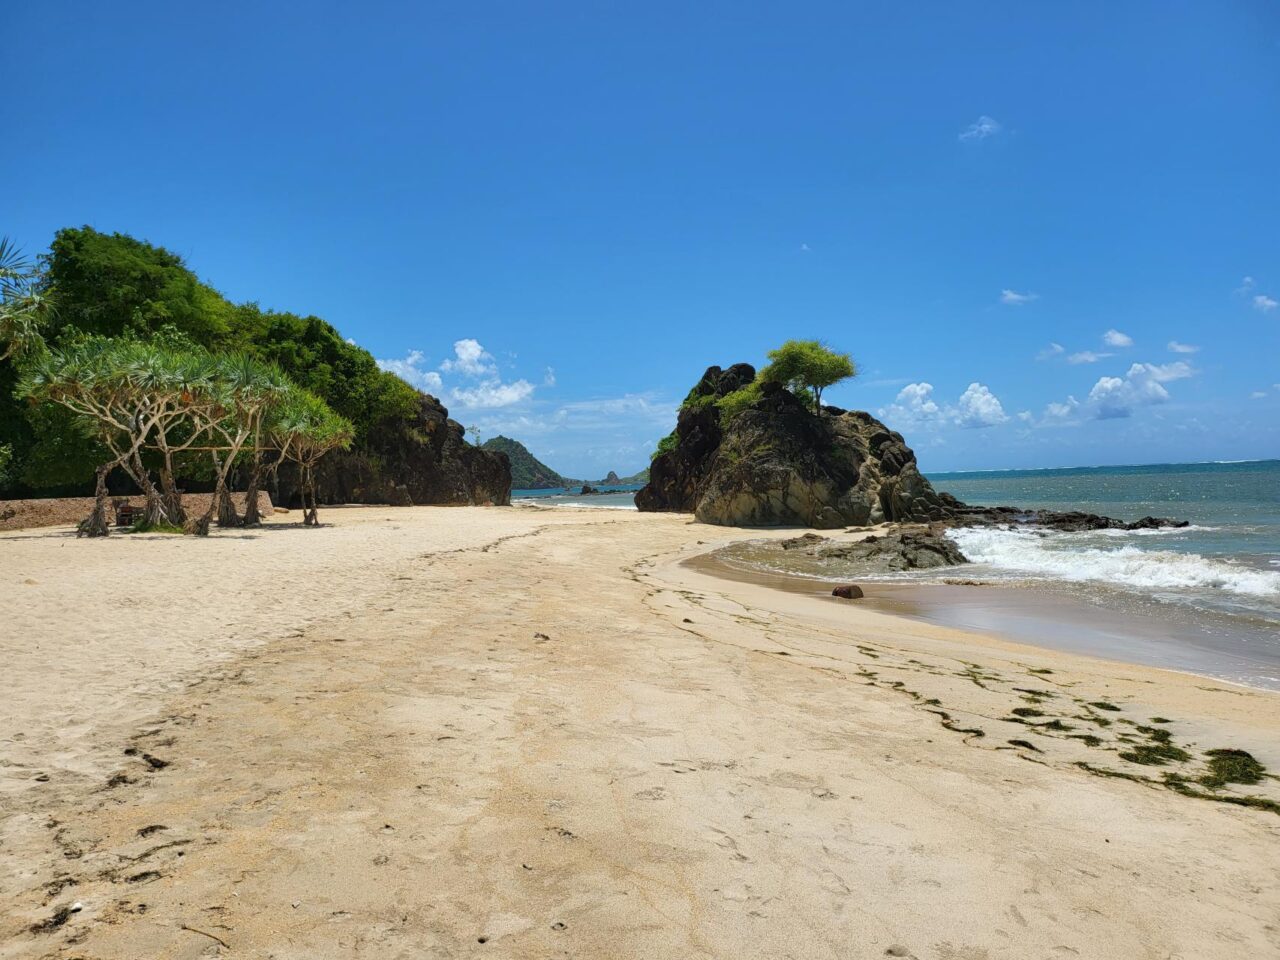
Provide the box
[481,436,648,490]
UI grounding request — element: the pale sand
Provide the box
[1,506,1277,958]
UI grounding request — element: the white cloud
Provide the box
[451,379,536,409]
[1044,396,1081,420]
[1251,391,1269,400]
[960,116,1002,141]
[543,367,557,387]
[1103,329,1134,347]
[1017,410,1033,423]
[1253,294,1278,312]
[380,338,538,409]
[880,381,1007,429]
[376,350,444,394]
[440,338,498,377]
[1167,341,1199,354]
[799,243,811,252]
[881,382,942,423]
[1086,361,1193,419]
[1001,289,1038,306]
[1037,342,1065,360]
[954,382,1009,428]
[1067,351,1112,365]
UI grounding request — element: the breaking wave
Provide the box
[946,527,1280,598]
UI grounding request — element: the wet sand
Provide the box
[688,549,1280,691]
[2,506,1278,959]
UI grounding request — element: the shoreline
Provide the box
[3,506,1278,958]
[687,545,1280,693]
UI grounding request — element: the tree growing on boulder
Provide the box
[759,340,856,415]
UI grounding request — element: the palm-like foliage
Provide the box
[0,237,55,361]
[271,388,354,525]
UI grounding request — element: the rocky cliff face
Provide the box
[277,393,511,508]
[637,364,951,528]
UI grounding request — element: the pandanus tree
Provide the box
[271,390,354,526]
[20,339,174,535]
[185,354,290,536]
[0,237,55,362]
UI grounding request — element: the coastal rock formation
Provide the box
[831,584,864,599]
[637,364,951,528]
[942,500,1190,533]
[279,394,511,508]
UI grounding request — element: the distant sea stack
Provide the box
[636,363,954,528]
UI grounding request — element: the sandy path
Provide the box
[1,507,1277,959]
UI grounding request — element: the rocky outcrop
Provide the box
[636,364,756,513]
[276,393,511,508]
[942,501,1189,533]
[637,364,950,528]
[815,530,968,570]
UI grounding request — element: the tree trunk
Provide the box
[213,451,241,527]
[242,439,265,526]
[159,450,186,524]
[187,452,223,536]
[303,465,319,526]
[129,448,167,527]
[78,464,113,538]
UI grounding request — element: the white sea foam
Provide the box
[947,527,1280,597]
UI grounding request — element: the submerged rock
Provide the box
[816,531,968,571]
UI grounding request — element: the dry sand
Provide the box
[1,506,1277,959]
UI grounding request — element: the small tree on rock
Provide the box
[759,340,856,415]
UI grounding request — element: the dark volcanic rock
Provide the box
[817,531,968,571]
[638,365,950,528]
[277,393,511,508]
[831,584,864,600]
[638,361,1188,532]
[948,504,1189,533]
[636,364,756,514]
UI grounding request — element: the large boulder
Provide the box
[635,364,756,513]
[277,393,511,508]
[637,365,952,528]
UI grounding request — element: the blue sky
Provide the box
[5,2,1278,476]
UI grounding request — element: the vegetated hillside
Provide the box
[0,226,509,505]
[482,436,570,489]
[481,436,649,489]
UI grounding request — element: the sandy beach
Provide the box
[2,506,1278,959]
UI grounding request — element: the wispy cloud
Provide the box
[1036,342,1065,360]
[1000,289,1038,306]
[1254,294,1278,312]
[1251,391,1269,400]
[1167,341,1199,354]
[960,115,1002,141]
[1067,351,1112,365]
[1103,329,1134,347]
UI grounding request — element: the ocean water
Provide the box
[702,460,1280,688]
[929,460,1280,619]
[512,483,644,510]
